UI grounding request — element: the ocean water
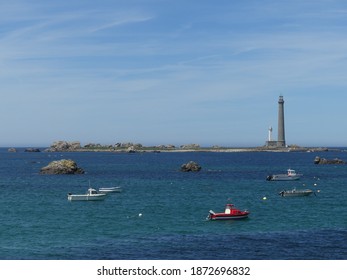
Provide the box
[0,148,346,260]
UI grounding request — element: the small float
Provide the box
[67,188,106,201]
[266,169,302,181]
[207,204,250,220]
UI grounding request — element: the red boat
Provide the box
[207,204,250,220]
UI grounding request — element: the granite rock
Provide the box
[45,141,81,152]
[40,159,85,174]
[180,161,202,172]
[314,156,345,164]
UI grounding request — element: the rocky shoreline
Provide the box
[6,141,345,153]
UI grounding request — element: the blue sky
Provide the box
[1,0,347,147]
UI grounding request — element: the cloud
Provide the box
[90,15,153,32]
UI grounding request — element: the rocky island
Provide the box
[20,140,345,154]
[314,156,345,164]
[180,161,202,172]
[40,159,85,174]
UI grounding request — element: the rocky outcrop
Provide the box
[40,159,85,174]
[45,141,81,152]
[314,156,345,164]
[155,144,176,149]
[25,148,40,152]
[127,146,136,153]
[180,161,202,172]
[180,144,200,149]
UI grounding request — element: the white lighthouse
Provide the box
[266,125,277,147]
[268,126,273,141]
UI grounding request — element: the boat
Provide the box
[266,169,302,181]
[279,188,314,197]
[67,188,107,201]
[98,186,122,193]
[207,204,250,220]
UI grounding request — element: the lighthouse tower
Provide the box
[265,96,287,148]
[277,95,286,147]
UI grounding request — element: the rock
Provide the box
[45,141,81,152]
[180,161,202,172]
[127,146,136,153]
[40,159,85,174]
[180,144,200,149]
[314,156,345,164]
[25,148,41,152]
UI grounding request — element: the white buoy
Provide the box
[263,196,267,200]
[139,213,142,217]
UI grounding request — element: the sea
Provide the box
[0,148,346,260]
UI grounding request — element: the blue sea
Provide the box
[0,148,346,260]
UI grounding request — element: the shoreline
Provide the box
[29,147,343,153]
[4,142,344,153]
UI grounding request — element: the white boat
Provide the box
[67,188,106,201]
[98,186,122,193]
[279,188,314,197]
[266,169,302,181]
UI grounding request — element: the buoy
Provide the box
[263,196,267,200]
[139,213,142,217]
[314,183,317,186]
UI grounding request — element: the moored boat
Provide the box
[279,188,314,197]
[67,188,106,201]
[98,186,122,193]
[266,169,302,181]
[207,204,250,220]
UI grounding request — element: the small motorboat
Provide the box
[266,169,302,181]
[207,204,250,220]
[279,188,314,197]
[67,188,106,201]
[98,186,122,193]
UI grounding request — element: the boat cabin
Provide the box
[287,169,297,176]
[224,204,245,215]
[88,188,98,195]
[224,204,235,214]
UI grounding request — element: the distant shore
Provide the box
[8,146,344,153]
[5,140,345,153]
[74,147,340,153]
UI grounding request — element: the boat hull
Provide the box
[67,194,106,201]
[279,190,314,197]
[209,213,249,220]
[267,175,301,181]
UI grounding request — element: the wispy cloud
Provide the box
[90,15,153,32]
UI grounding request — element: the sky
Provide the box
[1,0,347,147]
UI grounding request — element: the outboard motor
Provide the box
[207,210,215,220]
[266,175,273,181]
